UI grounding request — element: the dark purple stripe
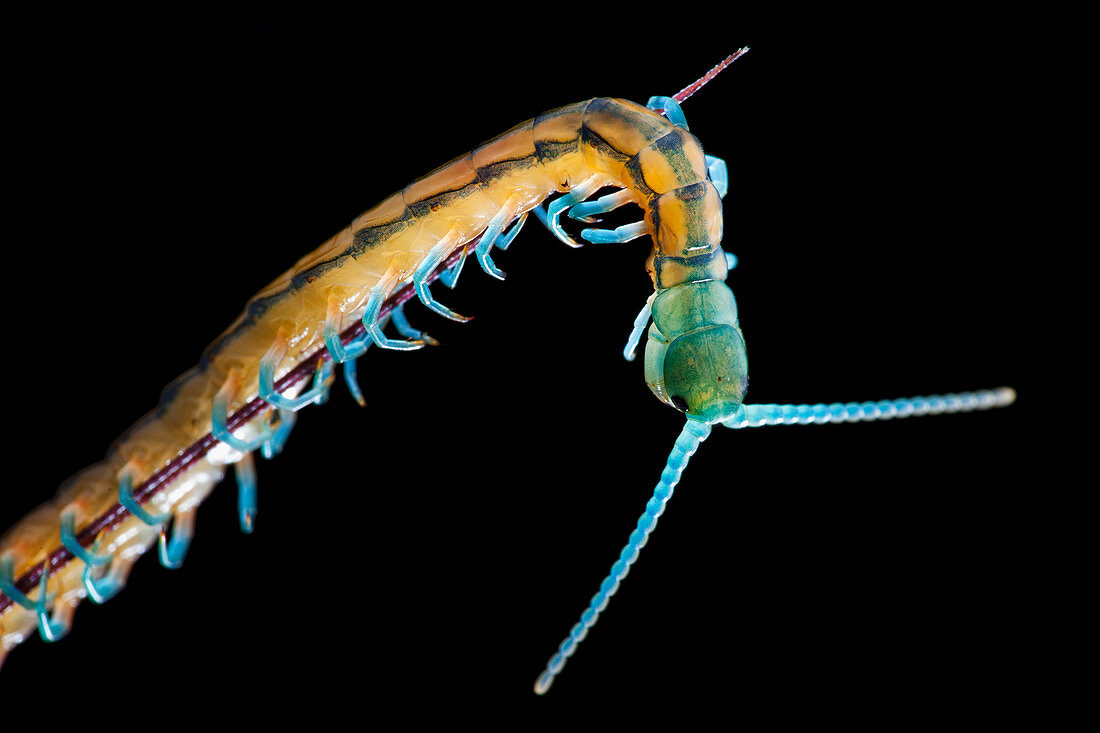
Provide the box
[1,241,476,614]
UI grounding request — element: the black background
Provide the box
[0,10,1051,724]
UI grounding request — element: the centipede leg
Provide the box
[0,554,73,642]
[59,509,111,567]
[579,221,650,245]
[647,96,689,129]
[83,552,136,604]
[568,188,633,223]
[157,508,194,569]
[260,331,336,412]
[391,303,441,346]
[535,175,602,247]
[472,196,523,280]
[623,293,657,362]
[260,408,297,459]
[212,369,277,453]
[323,296,370,406]
[413,233,471,322]
[236,451,258,533]
[494,211,528,252]
[706,154,728,198]
[438,245,467,289]
[118,468,191,570]
[362,274,428,351]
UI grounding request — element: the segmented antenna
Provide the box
[532,388,1015,693]
[673,47,750,104]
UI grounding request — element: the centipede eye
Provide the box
[670,395,689,412]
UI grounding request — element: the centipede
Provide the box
[1,26,1025,706]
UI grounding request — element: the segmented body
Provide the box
[0,38,1022,701]
[0,96,730,662]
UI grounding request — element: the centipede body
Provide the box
[0,19,1035,715]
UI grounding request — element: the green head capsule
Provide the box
[643,280,748,424]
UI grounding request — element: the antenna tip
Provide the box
[534,671,554,695]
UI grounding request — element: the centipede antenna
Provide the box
[720,388,1016,429]
[533,419,711,695]
[673,48,750,105]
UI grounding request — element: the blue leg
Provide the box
[118,471,191,570]
[391,303,440,346]
[623,294,655,362]
[580,221,649,245]
[212,393,275,454]
[60,510,111,567]
[261,408,296,459]
[362,285,427,351]
[706,154,728,198]
[324,318,370,364]
[647,96,689,130]
[726,252,738,271]
[474,204,524,280]
[495,211,528,251]
[342,355,367,407]
[0,555,71,643]
[568,188,633,223]
[82,550,130,604]
[119,471,171,526]
[536,176,602,247]
[439,246,467,289]
[414,240,471,322]
[157,509,194,570]
[259,353,335,412]
[236,452,257,534]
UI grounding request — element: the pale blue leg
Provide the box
[495,211,528,251]
[119,471,171,526]
[236,452,257,534]
[647,96,689,130]
[60,510,110,567]
[533,420,711,694]
[157,509,194,570]
[439,246,467,289]
[391,303,440,346]
[261,409,296,459]
[82,552,128,604]
[362,285,427,351]
[414,242,470,322]
[324,320,370,364]
[706,154,728,198]
[0,555,70,642]
[536,176,602,247]
[212,394,275,453]
[342,356,367,407]
[259,353,335,412]
[623,295,655,362]
[720,388,1017,429]
[323,319,370,405]
[118,472,191,570]
[568,188,633,223]
[580,221,649,245]
[0,555,39,612]
[726,252,738,271]
[475,206,530,280]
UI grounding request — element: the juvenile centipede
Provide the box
[0,35,1020,704]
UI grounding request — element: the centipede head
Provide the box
[643,280,748,424]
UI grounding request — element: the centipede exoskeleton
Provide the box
[0,28,1024,703]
